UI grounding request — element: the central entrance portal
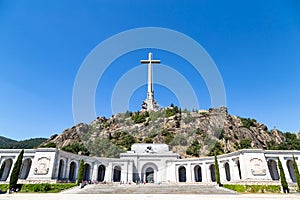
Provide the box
[145,167,154,183]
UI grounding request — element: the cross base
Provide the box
[142,98,159,111]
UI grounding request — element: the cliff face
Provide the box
[41,106,284,157]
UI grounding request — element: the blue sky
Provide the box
[0,0,299,140]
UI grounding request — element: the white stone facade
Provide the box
[0,144,299,185]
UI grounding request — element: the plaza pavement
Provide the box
[1,193,300,200]
[1,184,300,200]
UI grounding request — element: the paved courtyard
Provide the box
[1,193,300,200]
[62,183,236,194]
[1,184,300,199]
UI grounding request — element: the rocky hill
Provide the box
[41,106,292,158]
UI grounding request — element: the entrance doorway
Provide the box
[145,167,154,183]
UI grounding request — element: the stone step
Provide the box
[71,183,237,194]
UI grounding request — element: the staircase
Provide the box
[69,183,236,194]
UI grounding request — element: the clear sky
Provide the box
[0,0,299,140]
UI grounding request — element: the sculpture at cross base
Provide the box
[140,52,160,111]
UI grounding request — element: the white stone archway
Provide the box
[194,165,202,182]
[224,162,231,182]
[68,161,77,181]
[97,164,106,182]
[0,159,13,181]
[141,163,158,183]
[19,158,32,179]
[287,160,296,182]
[267,159,279,181]
[83,163,92,181]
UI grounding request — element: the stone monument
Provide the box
[140,52,160,111]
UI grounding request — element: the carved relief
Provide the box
[34,157,51,175]
[250,158,266,176]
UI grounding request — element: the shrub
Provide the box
[61,142,89,156]
[77,160,84,186]
[239,117,257,129]
[278,158,289,193]
[144,137,153,143]
[40,142,56,148]
[161,129,174,144]
[223,184,281,193]
[19,183,77,193]
[293,155,300,192]
[131,111,149,123]
[0,184,8,193]
[165,105,179,117]
[239,139,252,149]
[186,139,200,156]
[208,141,224,156]
[214,153,221,186]
[9,149,24,190]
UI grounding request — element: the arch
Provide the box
[178,166,186,182]
[267,160,279,180]
[145,167,154,183]
[97,165,106,182]
[19,158,32,179]
[141,162,158,183]
[113,165,121,182]
[58,159,65,180]
[194,165,202,182]
[69,161,77,181]
[287,160,296,182]
[209,164,216,182]
[0,159,13,181]
[236,160,242,179]
[224,162,231,181]
[83,163,91,181]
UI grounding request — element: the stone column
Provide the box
[185,163,191,182]
[92,162,98,181]
[203,163,209,182]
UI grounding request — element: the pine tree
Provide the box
[214,152,222,186]
[278,158,289,193]
[77,159,84,186]
[292,155,300,192]
[9,149,24,190]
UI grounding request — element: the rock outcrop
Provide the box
[41,106,285,157]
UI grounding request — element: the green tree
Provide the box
[186,139,200,156]
[293,155,300,192]
[77,160,84,186]
[278,158,289,193]
[9,149,24,190]
[61,142,89,156]
[239,139,252,149]
[214,153,222,186]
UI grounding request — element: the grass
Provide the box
[0,183,77,193]
[223,184,281,193]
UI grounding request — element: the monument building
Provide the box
[0,53,299,189]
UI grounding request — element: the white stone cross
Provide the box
[140,52,160,110]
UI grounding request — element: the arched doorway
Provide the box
[209,164,216,182]
[236,160,242,179]
[113,166,121,182]
[224,162,231,181]
[19,158,32,179]
[178,166,186,182]
[267,160,279,180]
[97,165,105,182]
[0,159,13,181]
[194,165,202,182]
[83,163,91,181]
[58,159,65,180]
[69,162,77,181]
[287,160,296,182]
[145,167,154,183]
